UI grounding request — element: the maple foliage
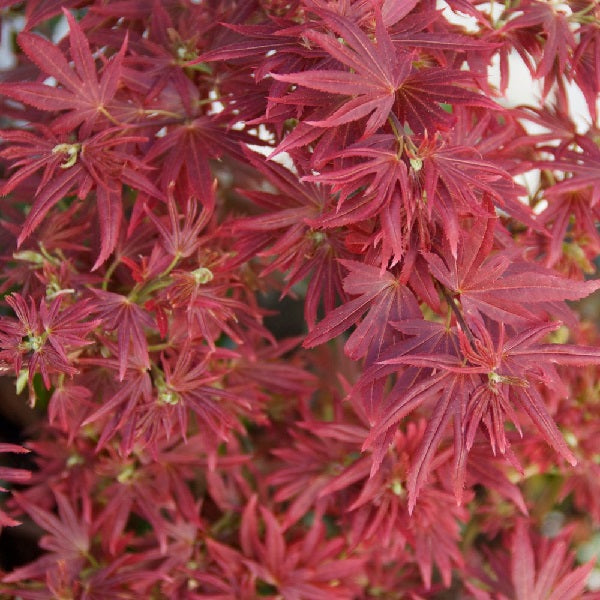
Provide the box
[466,519,596,600]
[0,0,599,597]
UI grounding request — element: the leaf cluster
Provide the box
[0,0,599,597]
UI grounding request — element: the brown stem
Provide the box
[438,284,476,349]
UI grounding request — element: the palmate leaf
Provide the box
[467,520,595,600]
[371,317,600,510]
[1,127,163,269]
[543,136,600,206]
[511,521,593,600]
[500,1,575,82]
[0,10,127,137]
[415,138,508,256]
[303,260,420,362]
[196,20,317,81]
[91,290,154,381]
[391,68,498,134]
[305,134,510,265]
[145,114,250,199]
[4,490,90,583]
[240,496,364,599]
[272,10,410,138]
[363,362,469,511]
[303,134,413,266]
[424,216,600,325]
[231,148,347,328]
[303,134,409,216]
[272,9,497,137]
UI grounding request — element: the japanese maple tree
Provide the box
[0,0,600,597]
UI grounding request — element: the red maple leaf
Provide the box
[0,10,127,137]
[371,317,600,509]
[232,148,348,328]
[466,519,595,600]
[272,10,408,138]
[272,9,496,136]
[0,293,98,390]
[4,490,91,584]
[0,126,163,269]
[302,134,410,234]
[303,260,421,363]
[424,216,600,326]
[240,496,364,599]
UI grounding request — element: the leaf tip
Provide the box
[16,232,27,249]
[61,6,76,23]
